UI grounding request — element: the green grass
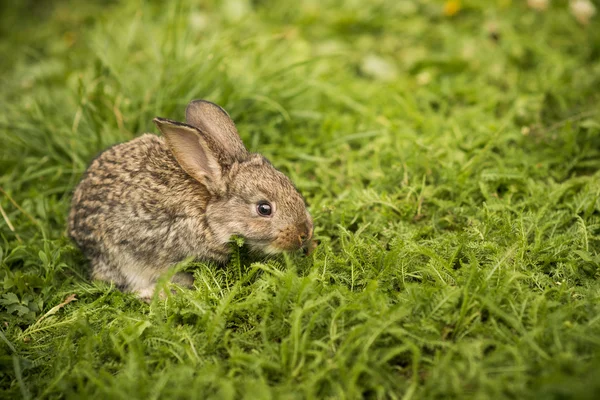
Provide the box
[1,0,600,398]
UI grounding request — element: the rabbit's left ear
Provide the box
[185,100,249,164]
[153,118,225,195]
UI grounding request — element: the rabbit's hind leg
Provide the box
[133,272,195,300]
[99,250,193,300]
[120,263,161,301]
[90,257,128,290]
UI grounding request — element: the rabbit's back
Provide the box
[69,134,226,283]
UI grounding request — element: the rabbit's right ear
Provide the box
[185,100,248,164]
[153,118,225,194]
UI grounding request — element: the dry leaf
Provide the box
[570,0,596,25]
[527,0,549,11]
[35,294,77,324]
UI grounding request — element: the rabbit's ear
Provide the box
[153,118,224,193]
[185,100,248,163]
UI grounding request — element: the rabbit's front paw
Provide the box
[171,272,195,288]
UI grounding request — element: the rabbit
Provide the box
[68,100,314,299]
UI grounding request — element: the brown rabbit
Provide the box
[68,100,313,299]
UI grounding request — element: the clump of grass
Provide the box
[1,0,600,398]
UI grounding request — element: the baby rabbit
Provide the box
[69,100,313,299]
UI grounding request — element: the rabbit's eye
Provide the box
[257,201,272,217]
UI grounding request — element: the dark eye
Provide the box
[257,201,272,217]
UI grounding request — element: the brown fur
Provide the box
[68,100,313,298]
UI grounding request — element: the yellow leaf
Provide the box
[444,0,461,17]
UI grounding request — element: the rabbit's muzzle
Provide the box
[273,221,314,253]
